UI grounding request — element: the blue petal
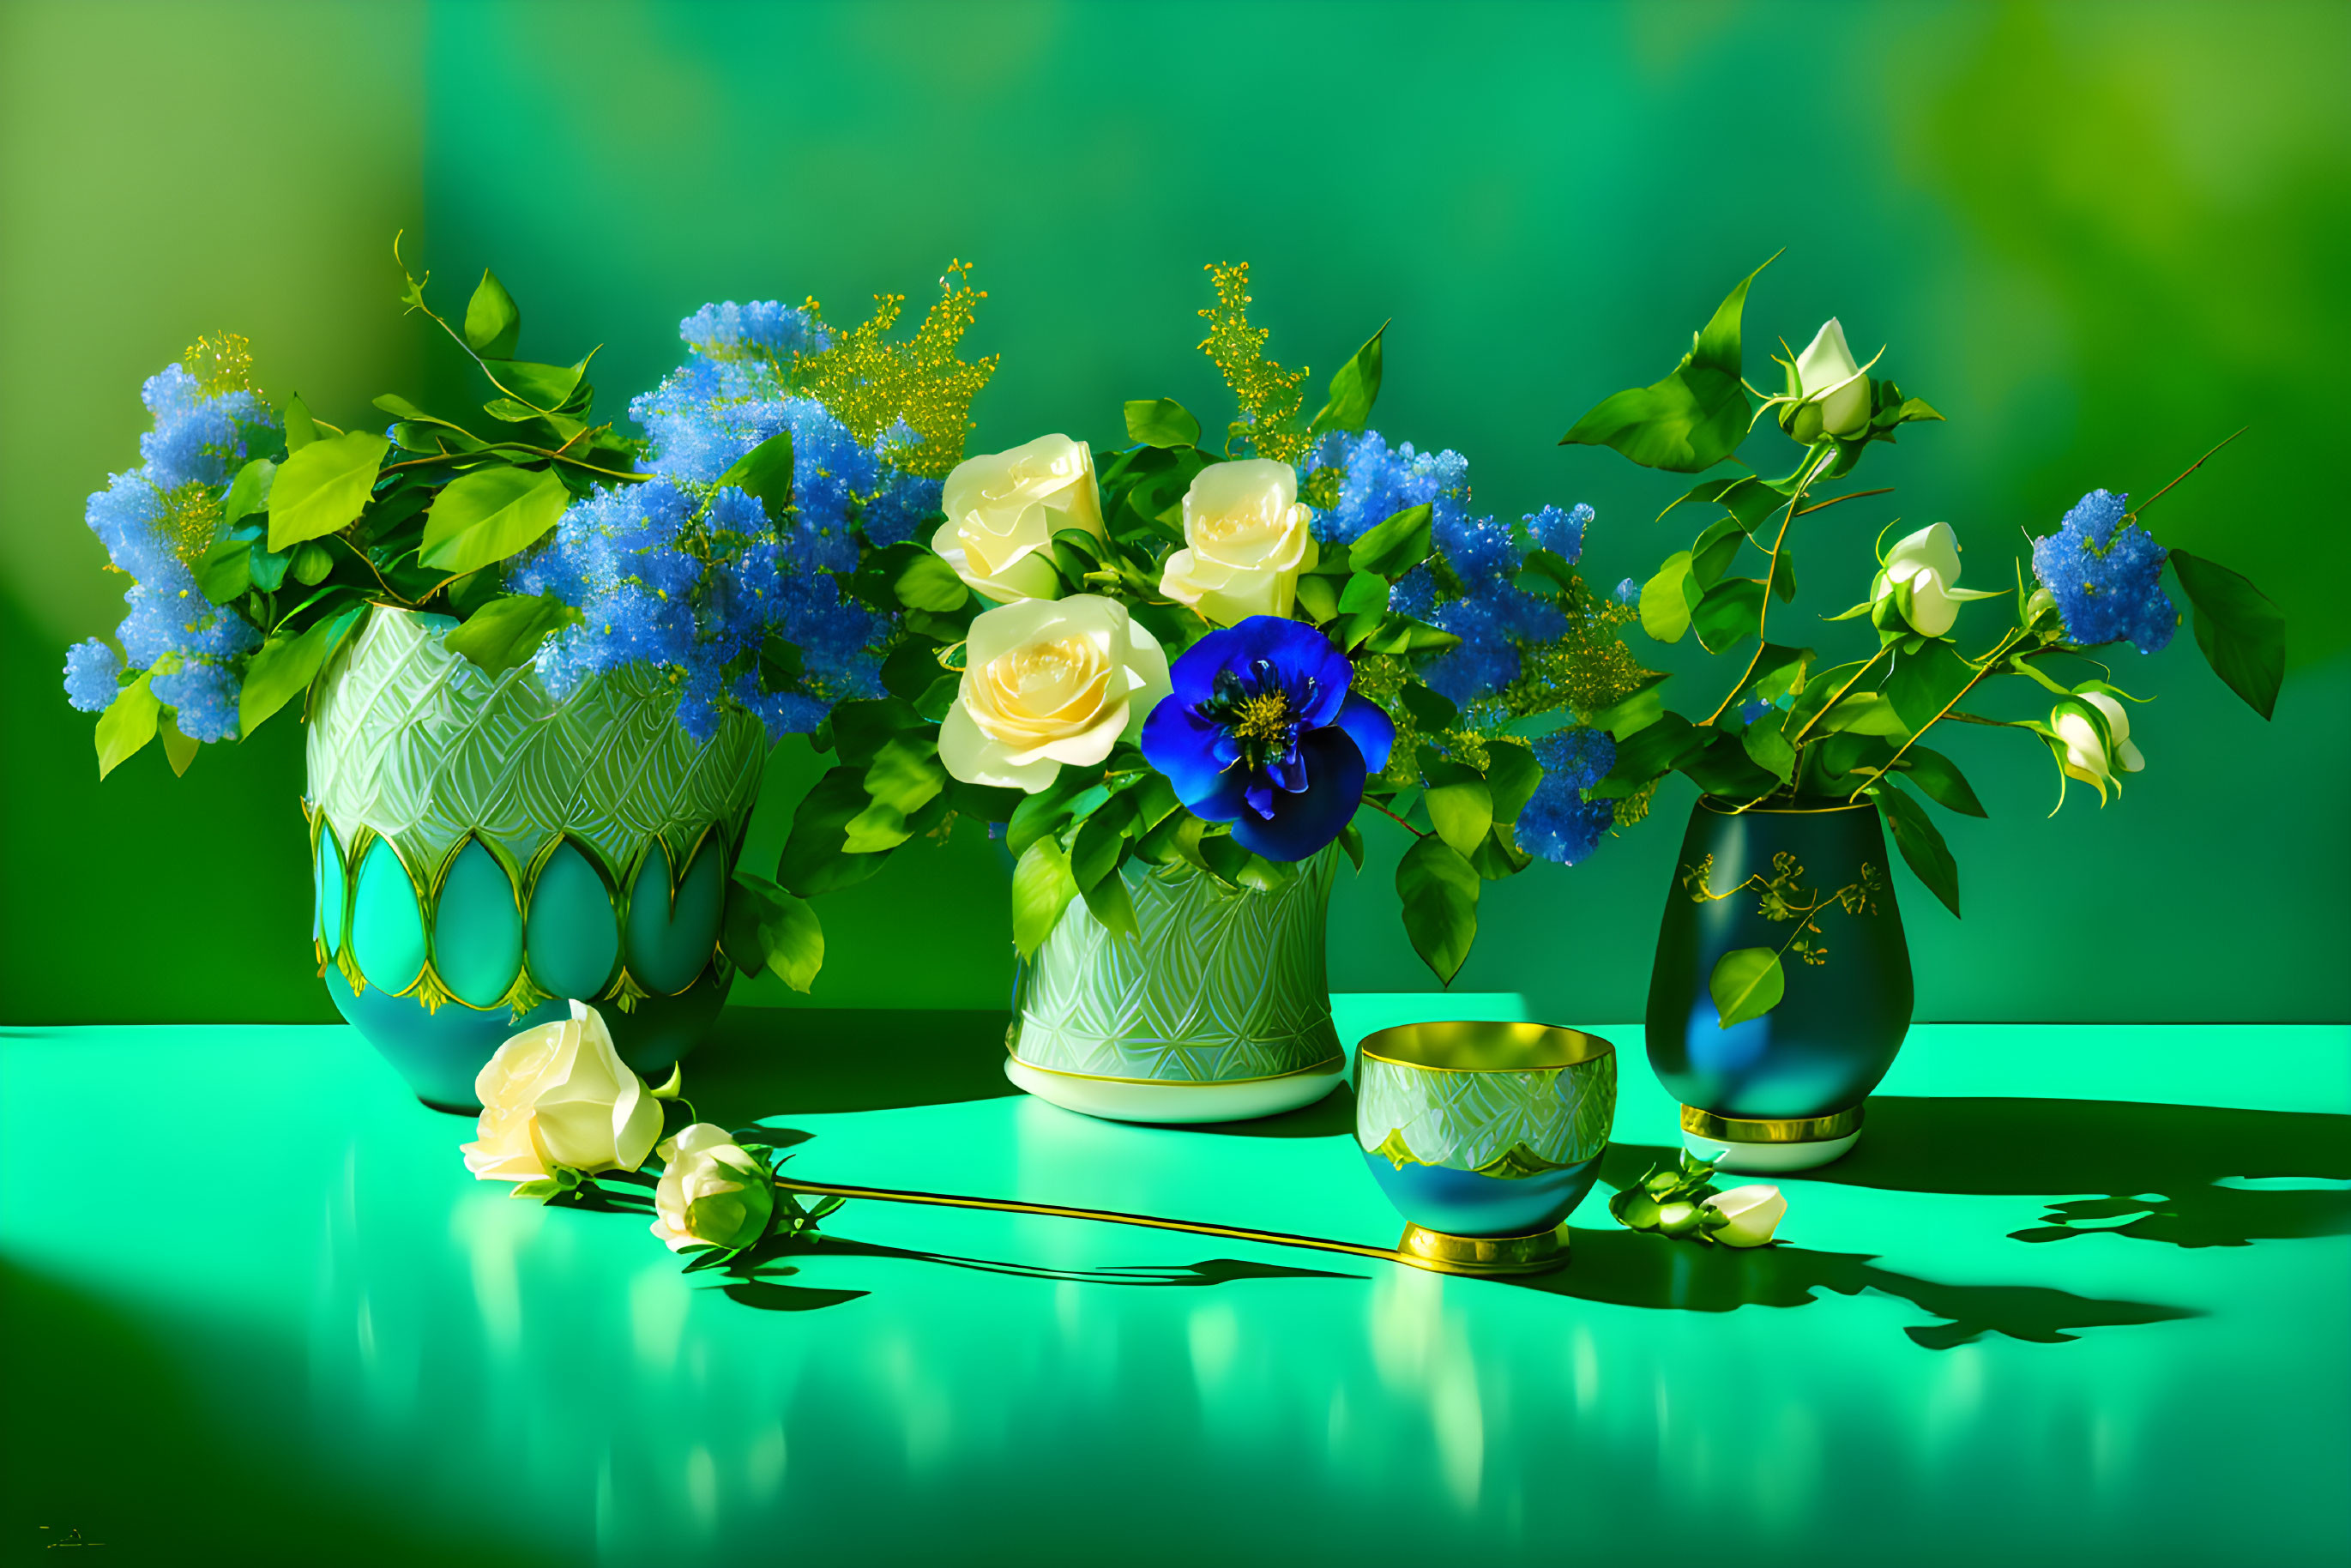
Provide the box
[1232,727,1367,863]
[1142,698,1242,815]
[1334,691,1396,775]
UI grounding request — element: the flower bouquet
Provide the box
[59,242,992,1104]
[1558,257,2285,1168]
[773,264,1653,1119]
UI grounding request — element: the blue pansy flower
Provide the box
[1142,617,1396,862]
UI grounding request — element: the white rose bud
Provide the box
[1786,318,1873,445]
[2053,691,2145,794]
[1703,1183,1787,1247]
[937,594,1173,793]
[933,434,1108,603]
[461,1000,662,1184]
[1870,522,2001,637]
[649,1124,776,1253]
[1157,459,1320,626]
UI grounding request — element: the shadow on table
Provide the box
[1805,1097,2351,1248]
[684,1007,1019,1125]
[1178,1080,1359,1139]
[708,1230,1364,1314]
[1517,1226,2199,1349]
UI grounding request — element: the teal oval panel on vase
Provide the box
[315,826,347,959]
[624,837,725,997]
[434,841,524,1010]
[349,839,426,996]
[526,841,620,1004]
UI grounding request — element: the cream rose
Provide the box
[2053,691,2145,794]
[933,434,1108,602]
[1871,522,2001,637]
[649,1123,775,1253]
[1784,318,1873,445]
[461,1001,662,1183]
[1703,1184,1787,1248]
[936,594,1172,793]
[1157,459,1320,626]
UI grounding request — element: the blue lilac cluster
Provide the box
[517,302,949,742]
[1316,429,1597,709]
[1306,429,1469,546]
[64,363,275,740]
[1516,727,1617,866]
[2029,490,2175,654]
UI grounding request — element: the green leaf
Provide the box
[777,767,895,896]
[1679,732,1781,800]
[2168,548,2284,721]
[1691,578,1764,654]
[1338,571,1391,615]
[220,456,276,531]
[1639,552,1697,642]
[1899,745,1987,817]
[94,672,160,779]
[1338,821,1365,872]
[845,736,949,853]
[1012,838,1080,958]
[1591,714,1706,798]
[1418,748,1493,857]
[1589,673,1671,739]
[1350,503,1434,580]
[1558,256,1771,473]
[1768,550,1798,603]
[464,268,522,359]
[714,431,795,520]
[1293,575,1339,623]
[1396,835,1480,985]
[1349,612,1459,655]
[1307,322,1386,437]
[1482,740,1544,825]
[1070,805,1130,892]
[419,466,570,575]
[238,605,362,738]
[1124,399,1202,449]
[895,552,970,612]
[1783,658,1872,737]
[1874,780,1961,917]
[721,871,824,993]
[1709,948,1786,1028]
[196,534,256,603]
[484,358,587,411]
[157,712,200,777]
[1885,640,1973,733]
[1079,867,1140,944]
[1672,473,1787,533]
[267,429,389,552]
[290,542,333,586]
[1397,681,1457,733]
[1689,516,1748,587]
[1818,691,1907,737]
[441,593,584,677]
[282,394,318,452]
[1741,710,1795,785]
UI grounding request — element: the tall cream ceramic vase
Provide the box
[1007,846,1346,1124]
[305,608,765,1112]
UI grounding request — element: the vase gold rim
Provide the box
[1359,1021,1615,1074]
[1680,1103,1866,1143]
[1698,795,1876,816]
[1004,1052,1346,1087]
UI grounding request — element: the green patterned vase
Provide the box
[307,607,765,1112]
[1005,847,1346,1124]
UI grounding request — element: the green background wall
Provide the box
[3,0,2344,1025]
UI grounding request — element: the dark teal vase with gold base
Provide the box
[305,608,764,1113]
[1646,797,1911,1173]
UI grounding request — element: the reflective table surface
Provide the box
[3,1004,2346,1565]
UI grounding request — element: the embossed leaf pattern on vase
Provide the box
[1014,847,1342,1083]
[1355,1052,1616,1173]
[308,610,764,885]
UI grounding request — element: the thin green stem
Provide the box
[2134,427,2246,519]
[1702,443,1837,727]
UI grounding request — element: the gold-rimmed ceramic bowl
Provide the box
[1354,1022,1617,1274]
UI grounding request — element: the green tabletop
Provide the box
[3,1005,2345,1565]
